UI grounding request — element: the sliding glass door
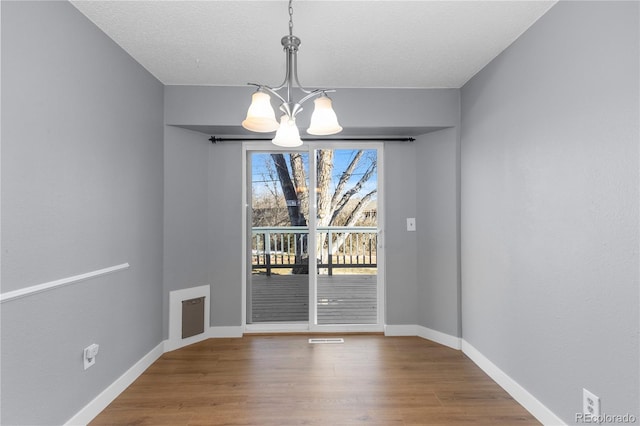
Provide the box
[314,148,379,325]
[245,143,384,331]
[248,151,310,324]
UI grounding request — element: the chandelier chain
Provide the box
[288,0,294,36]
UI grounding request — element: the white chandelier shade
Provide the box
[241,0,342,146]
[272,116,303,147]
[241,91,279,133]
[307,95,343,136]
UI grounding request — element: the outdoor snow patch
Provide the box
[308,338,344,344]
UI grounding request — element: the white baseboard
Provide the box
[64,341,164,426]
[415,325,461,349]
[384,324,461,350]
[384,323,419,336]
[461,340,566,426]
[164,330,210,352]
[165,326,243,352]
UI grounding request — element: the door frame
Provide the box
[241,141,385,333]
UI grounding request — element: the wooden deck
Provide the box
[250,274,377,324]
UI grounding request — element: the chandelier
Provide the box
[241,0,342,147]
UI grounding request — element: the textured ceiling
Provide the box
[70,1,557,89]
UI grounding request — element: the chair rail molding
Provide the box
[0,263,131,303]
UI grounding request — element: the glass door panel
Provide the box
[248,152,310,324]
[314,148,379,325]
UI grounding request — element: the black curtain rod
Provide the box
[209,136,415,144]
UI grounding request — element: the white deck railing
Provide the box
[251,226,377,275]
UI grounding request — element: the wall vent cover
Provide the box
[308,338,344,344]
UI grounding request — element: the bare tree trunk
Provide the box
[271,153,308,274]
[289,153,309,224]
[316,150,334,227]
[271,153,306,227]
[315,150,334,266]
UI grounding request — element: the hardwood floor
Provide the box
[90,335,540,426]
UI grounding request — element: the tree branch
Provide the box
[343,189,377,228]
[330,150,363,211]
[331,160,377,224]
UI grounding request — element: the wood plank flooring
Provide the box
[90,335,540,426]
[251,275,377,324]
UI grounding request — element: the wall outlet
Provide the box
[406,217,416,231]
[583,388,600,418]
[83,343,100,370]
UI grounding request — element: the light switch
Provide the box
[407,218,416,231]
[84,343,99,370]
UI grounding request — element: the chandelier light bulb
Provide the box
[272,116,303,147]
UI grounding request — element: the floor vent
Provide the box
[308,338,345,344]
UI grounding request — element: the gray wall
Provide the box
[163,124,244,332]
[1,2,164,424]
[384,142,419,325]
[164,86,460,130]
[207,141,244,327]
[460,1,639,423]
[163,126,210,335]
[163,86,461,329]
[415,128,460,336]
